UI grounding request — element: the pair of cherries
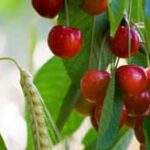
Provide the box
[32,0,83,58]
[31,0,110,59]
[32,0,108,18]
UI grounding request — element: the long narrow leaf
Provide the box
[56,83,81,131]
[96,71,116,150]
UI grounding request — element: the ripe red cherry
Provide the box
[32,0,63,18]
[109,25,141,58]
[116,65,148,95]
[124,91,150,116]
[83,0,108,15]
[146,67,150,90]
[75,95,94,116]
[91,106,102,130]
[48,25,83,58]
[119,105,127,128]
[81,70,110,103]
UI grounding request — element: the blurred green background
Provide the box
[0,0,54,72]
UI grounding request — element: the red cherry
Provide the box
[91,106,102,130]
[124,91,150,116]
[109,25,141,58]
[91,113,98,130]
[134,117,145,144]
[81,70,110,103]
[75,95,94,116]
[119,105,127,128]
[146,67,150,90]
[48,25,83,58]
[32,0,63,18]
[83,0,108,15]
[116,65,148,95]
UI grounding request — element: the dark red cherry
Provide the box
[83,0,108,15]
[146,67,150,90]
[124,91,150,116]
[91,106,102,130]
[32,0,63,18]
[109,25,141,58]
[116,65,148,95]
[81,70,110,103]
[48,25,83,58]
[119,105,127,128]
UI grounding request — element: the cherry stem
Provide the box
[65,0,70,26]
[115,58,120,69]
[0,57,21,70]
[89,16,97,69]
[98,32,109,70]
[126,0,132,64]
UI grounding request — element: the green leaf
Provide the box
[99,92,123,149]
[56,83,81,131]
[96,71,116,150]
[82,128,97,147]
[108,0,126,36]
[111,127,133,150]
[144,115,150,150]
[0,135,6,150]
[84,127,132,150]
[34,57,71,121]
[144,0,150,57]
[61,111,84,137]
[34,57,84,138]
[98,33,113,70]
[131,0,144,22]
[130,52,147,68]
[58,0,110,87]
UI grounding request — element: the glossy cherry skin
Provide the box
[75,95,94,116]
[81,70,110,103]
[48,25,83,58]
[91,105,102,130]
[119,105,127,128]
[83,0,108,15]
[109,25,141,58]
[146,67,150,90]
[116,65,148,95]
[124,91,150,116]
[32,0,63,18]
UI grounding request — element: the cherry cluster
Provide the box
[80,65,150,150]
[32,0,83,58]
[32,0,148,149]
[31,0,109,58]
